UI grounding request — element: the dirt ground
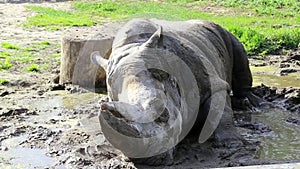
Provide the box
[0,1,299,169]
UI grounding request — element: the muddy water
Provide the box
[237,65,300,161]
[252,108,300,161]
[251,66,300,88]
[0,91,104,169]
[0,135,55,169]
[30,91,101,110]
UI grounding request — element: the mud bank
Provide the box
[0,73,300,168]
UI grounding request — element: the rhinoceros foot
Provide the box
[245,92,274,109]
[232,90,274,111]
[212,127,245,149]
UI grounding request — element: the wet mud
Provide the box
[0,1,300,168]
[1,74,299,168]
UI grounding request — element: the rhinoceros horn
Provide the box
[91,51,108,71]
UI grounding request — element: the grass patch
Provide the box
[24,41,51,52]
[24,6,98,27]
[1,42,20,50]
[0,51,11,58]
[14,51,35,63]
[40,41,51,45]
[27,64,40,72]
[0,58,13,70]
[0,79,9,85]
[24,0,300,56]
[53,53,61,58]
[41,63,50,70]
[209,0,300,17]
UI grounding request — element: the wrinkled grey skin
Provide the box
[92,18,263,165]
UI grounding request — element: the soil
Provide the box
[0,1,299,169]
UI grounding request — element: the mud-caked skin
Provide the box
[92,18,263,165]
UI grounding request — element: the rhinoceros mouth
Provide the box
[100,104,173,138]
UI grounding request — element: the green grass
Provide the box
[24,6,98,28]
[0,41,59,72]
[209,0,300,17]
[15,51,36,63]
[1,42,20,50]
[24,41,51,52]
[0,57,13,70]
[0,79,9,85]
[24,0,300,56]
[27,64,40,72]
[0,51,11,58]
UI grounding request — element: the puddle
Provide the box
[250,66,300,88]
[21,91,103,129]
[31,90,102,110]
[79,116,102,133]
[251,108,300,161]
[0,135,55,169]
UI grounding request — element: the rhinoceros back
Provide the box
[111,18,232,103]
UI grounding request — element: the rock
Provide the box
[50,84,65,91]
[280,68,298,75]
[290,54,300,61]
[251,62,267,67]
[1,146,8,151]
[286,117,300,126]
[289,104,300,113]
[11,80,32,87]
[37,89,45,96]
[0,90,9,97]
[0,108,28,117]
[253,85,300,112]
[283,88,300,104]
[279,63,290,68]
[65,85,89,93]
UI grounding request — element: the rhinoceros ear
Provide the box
[91,51,108,71]
[141,26,163,48]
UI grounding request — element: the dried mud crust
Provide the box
[0,2,300,168]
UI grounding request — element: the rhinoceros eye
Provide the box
[148,68,169,82]
[148,68,181,108]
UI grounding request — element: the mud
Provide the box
[0,1,300,169]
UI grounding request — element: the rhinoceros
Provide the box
[91,18,262,165]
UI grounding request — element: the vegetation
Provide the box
[25,41,51,51]
[22,0,300,56]
[27,64,40,72]
[209,0,300,17]
[16,51,36,63]
[1,42,20,50]
[0,57,13,70]
[0,40,57,72]
[0,79,9,85]
[0,51,11,58]
[24,6,97,29]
